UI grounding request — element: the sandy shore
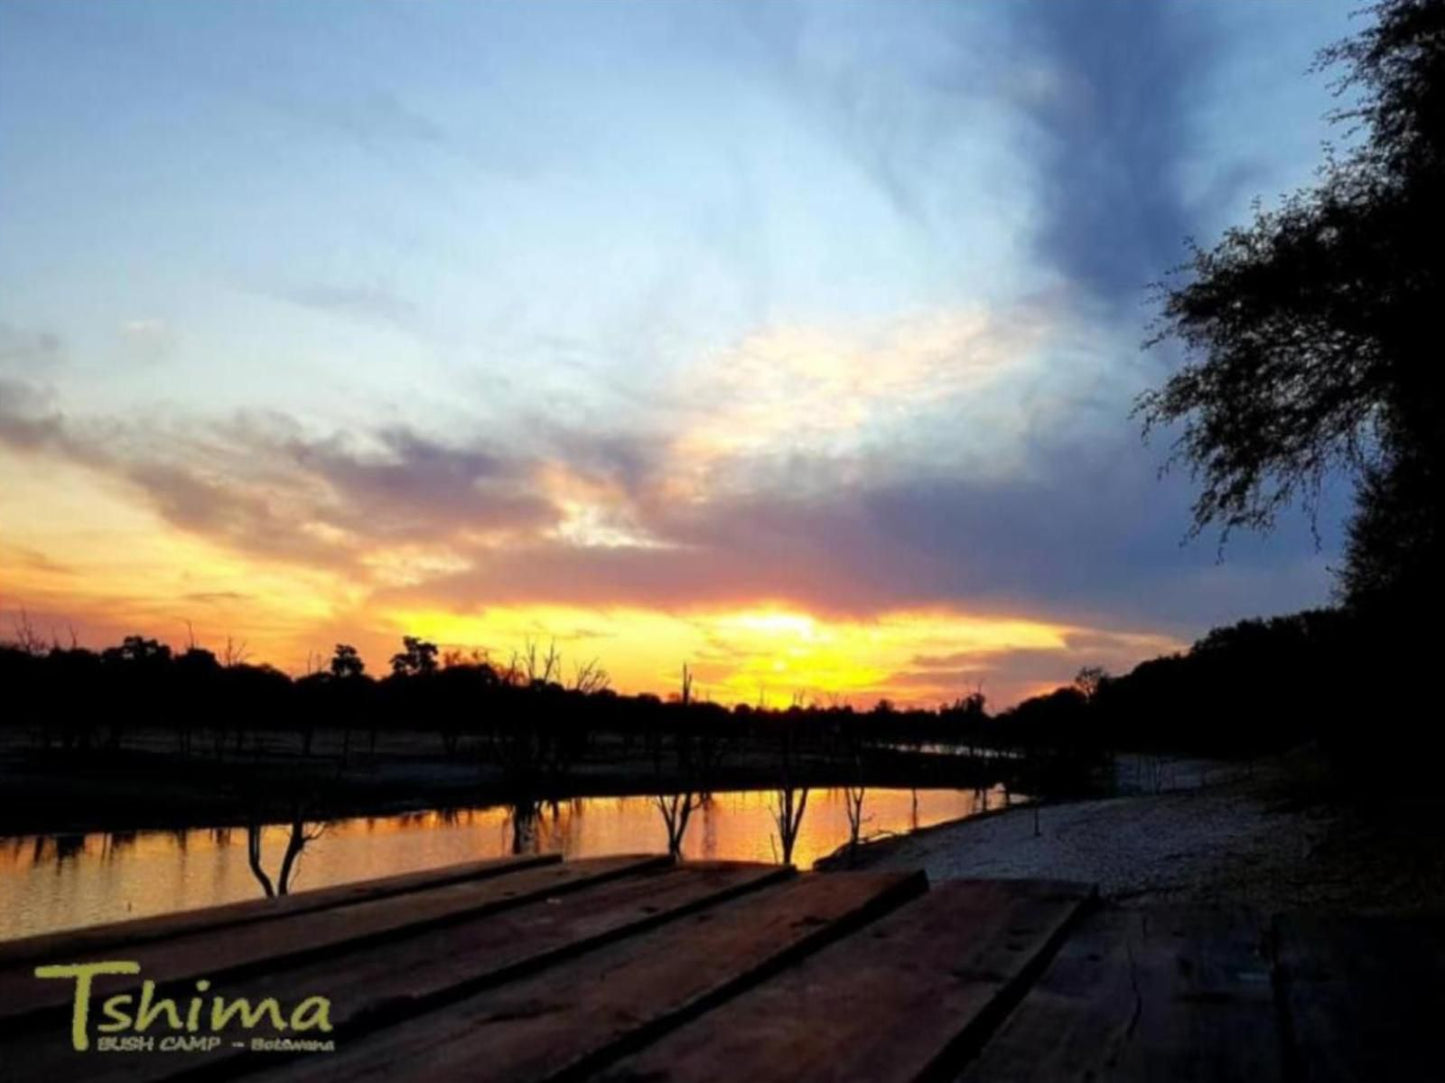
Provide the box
[830,754,1445,914]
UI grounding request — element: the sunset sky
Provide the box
[0,1,1356,708]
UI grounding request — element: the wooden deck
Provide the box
[0,855,1437,1082]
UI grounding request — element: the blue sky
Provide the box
[0,1,1361,705]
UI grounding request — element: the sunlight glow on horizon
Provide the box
[0,443,1184,711]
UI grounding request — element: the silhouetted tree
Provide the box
[390,636,439,677]
[843,782,867,858]
[324,644,370,759]
[1073,666,1109,702]
[329,643,365,680]
[771,725,810,866]
[651,665,724,859]
[103,635,170,665]
[1138,0,1444,614]
[99,635,172,748]
[655,791,701,859]
[10,608,45,657]
[246,809,326,898]
[172,646,220,756]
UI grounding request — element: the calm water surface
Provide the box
[0,786,1011,942]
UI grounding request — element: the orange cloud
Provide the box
[0,446,359,665]
[1,291,1197,709]
[1,435,1187,707]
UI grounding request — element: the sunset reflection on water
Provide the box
[0,786,1011,942]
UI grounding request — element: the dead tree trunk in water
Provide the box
[844,784,867,858]
[654,791,702,859]
[508,799,539,855]
[842,716,867,863]
[245,810,326,898]
[771,725,810,867]
[650,663,721,861]
[246,824,275,898]
[773,784,809,866]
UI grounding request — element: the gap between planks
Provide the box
[258,869,933,1083]
[589,878,1096,1083]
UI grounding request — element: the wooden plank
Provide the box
[959,907,1282,1083]
[0,853,559,969]
[1275,912,1445,1083]
[590,878,1093,1083]
[0,854,665,1025]
[261,869,929,1083]
[1,862,792,1083]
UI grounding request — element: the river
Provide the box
[0,785,1012,941]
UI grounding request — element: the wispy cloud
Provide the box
[0,377,65,450]
[118,318,176,365]
[666,304,1052,493]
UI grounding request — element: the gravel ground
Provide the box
[839,756,1423,912]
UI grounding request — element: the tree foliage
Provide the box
[1138,0,1445,609]
[329,643,365,680]
[389,635,439,677]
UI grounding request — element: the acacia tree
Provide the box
[1138,0,1445,613]
[330,644,365,680]
[328,644,368,759]
[390,636,439,677]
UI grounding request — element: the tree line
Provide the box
[0,607,1365,772]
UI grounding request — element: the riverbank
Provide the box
[822,749,1445,915]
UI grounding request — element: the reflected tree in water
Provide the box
[246,810,327,898]
[506,799,540,855]
[654,791,703,860]
[844,785,867,859]
[651,665,724,860]
[770,722,810,867]
[771,785,809,867]
[840,710,868,863]
[30,833,88,865]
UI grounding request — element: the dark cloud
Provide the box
[537,428,675,502]
[0,542,74,577]
[2,368,1337,652]
[285,427,554,540]
[0,388,337,565]
[0,377,66,450]
[286,88,447,150]
[1012,0,1211,310]
[0,324,64,371]
[893,628,1192,705]
[378,432,1337,637]
[122,459,331,563]
[0,395,559,567]
[183,591,252,605]
[271,283,419,328]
